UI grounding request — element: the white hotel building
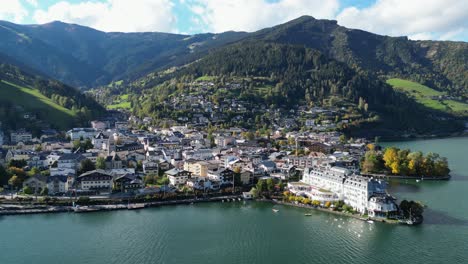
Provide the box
[289,166,397,216]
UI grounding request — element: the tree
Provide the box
[83,138,93,150]
[256,179,267,196]
[72,140,81,150]
[23,186,33,195]
[339,135,347,144]
[40,187,48,196]
[8,159,27,168]
[362,151,382,173]
[0,165,9,185]
[29,167,41,176]
[96,157,106,170]
[79,159,95,174]
[383,147,400,174]
[8,175,21,188]
[266,178,275,193]
[407,151,423,175]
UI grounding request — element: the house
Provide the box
[47,175,71,195]
[165,168,192,186]
[23,175,48,193]
[77,170,113,192]
[239,170,253,185]
[207,168,234,186]
[57,153,86,171]
[158,160,173,172]
[184,160,209,177]
[368,194,398,218]
[10,130,33,144]
[27,154,48,169]
[113,174,143,193]
[143,160,159,174]
[259,160,276,173]
[92,131,109,150]
[105,153,122,169]
[67,128,97,141]
[186,177,217,191]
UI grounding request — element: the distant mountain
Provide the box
[0,20,247,88]
[245,16,467,98]
[0,58,105,131]
[0,17,465,97]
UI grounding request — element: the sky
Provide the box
[0,0,467,41]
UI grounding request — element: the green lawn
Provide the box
[107,93,132,110]
[195,75,216,81]
[387,78,468,115]
[107,101,131,110]
[0,80,75,128]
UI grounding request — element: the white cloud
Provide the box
[190,0,340,33]
[0,0,28,23]
[33,0,177,32]
[336,0,468,41]
[25,0,38,7]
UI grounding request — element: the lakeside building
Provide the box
[288,166,397,216]
[77,170,113,192]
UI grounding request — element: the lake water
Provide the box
[1,137,467,264]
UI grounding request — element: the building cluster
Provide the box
[0,114,386,215]
[127,80,358,131]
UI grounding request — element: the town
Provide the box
[0,112,422,223]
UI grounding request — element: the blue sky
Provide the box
[1,0,467,41]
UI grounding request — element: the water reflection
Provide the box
[423,208,468,226]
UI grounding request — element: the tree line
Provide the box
[362,146,450,177]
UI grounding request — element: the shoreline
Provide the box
[362,173,451,181]
[0,196,421,226]
[380,132,468,142]
[0,195,242,216]
[264,199,405,225]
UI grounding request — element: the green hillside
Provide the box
[387,78,468,115]
[0,80,75,129]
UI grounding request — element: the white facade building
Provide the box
[67,128,97,141]
[299,166,395,214]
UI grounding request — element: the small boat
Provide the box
[367,220,374,224]
[222,200,225,203]
[304,213,312,216]
[272,209,279,213]
[416,179,420,183]
[238,198,241,201]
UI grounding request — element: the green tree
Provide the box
[256,179,267,196]
[362,151,382,173]
[79,159,95,174]
[8,175,21,188]
[23,186,33,195]
[266,178,275,193]
[96,157,106,170]
[28,167,41,176]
